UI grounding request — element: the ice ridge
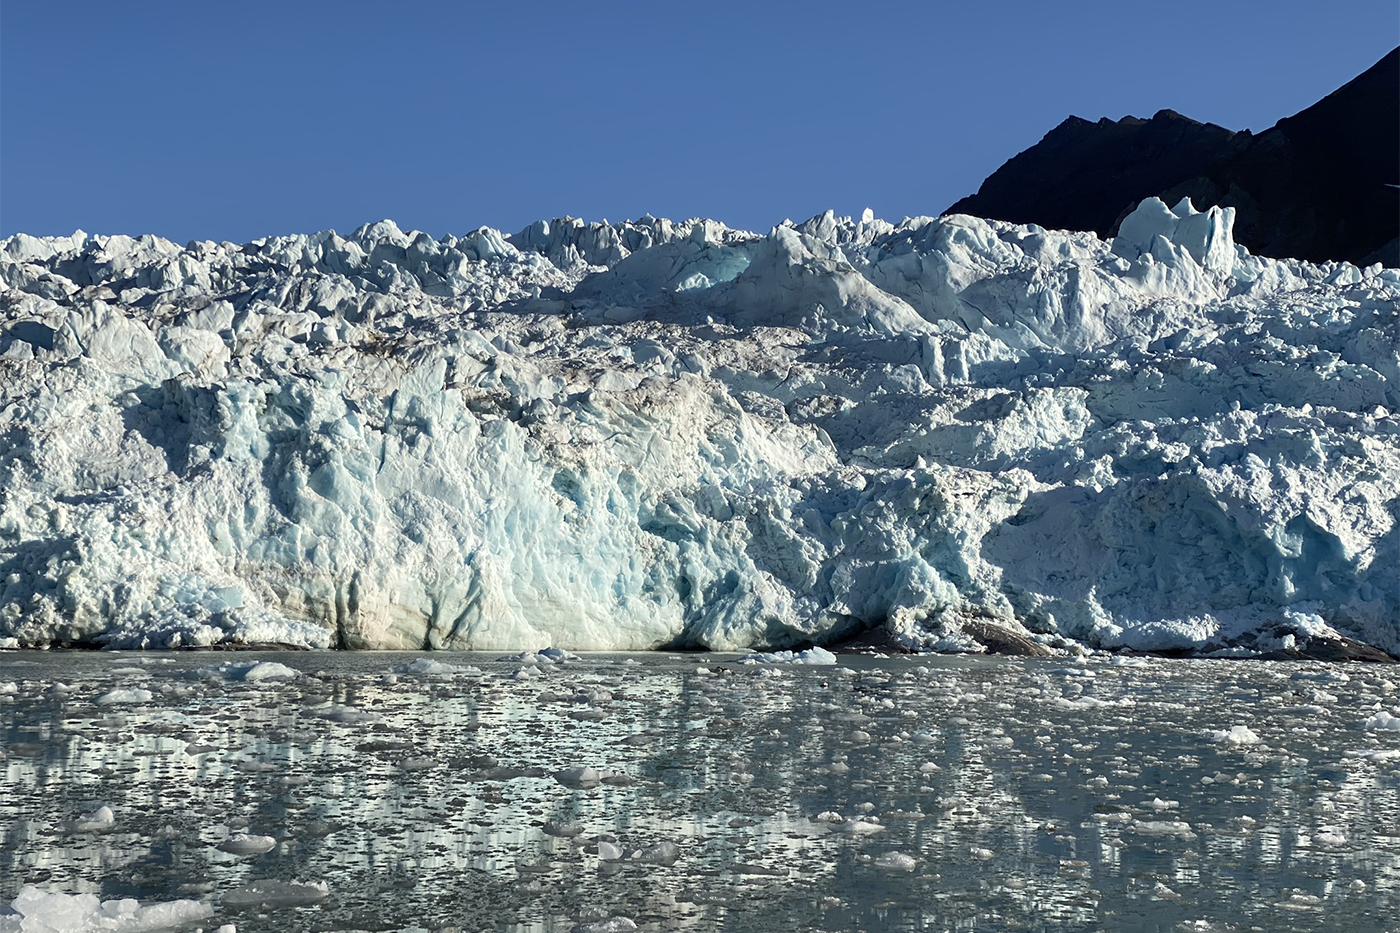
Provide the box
[0,198,1396,658]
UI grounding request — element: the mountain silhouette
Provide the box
[948,47,1399,266]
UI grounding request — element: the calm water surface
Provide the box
[1,651,1397,932]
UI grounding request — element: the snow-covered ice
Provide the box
[0,198,1396,657]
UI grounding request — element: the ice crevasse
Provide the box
[0,196,1395,658]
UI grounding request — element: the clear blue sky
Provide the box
[3,1,1396,244]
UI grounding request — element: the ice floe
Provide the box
[0,886,212,932]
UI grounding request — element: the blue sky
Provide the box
[3,1,1395,243]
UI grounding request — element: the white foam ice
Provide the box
[0,199,1395,658]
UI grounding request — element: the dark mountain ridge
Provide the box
[947,47,1399,266]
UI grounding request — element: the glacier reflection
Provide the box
[1,652,1396,932]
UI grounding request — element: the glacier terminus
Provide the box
[0,198,1396,658]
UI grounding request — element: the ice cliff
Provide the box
[1,197,1396,658]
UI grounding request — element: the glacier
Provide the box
[0,197,1396,658]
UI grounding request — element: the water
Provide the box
[1,651,1396,932]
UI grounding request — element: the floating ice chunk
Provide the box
[186,660,298,685]
[543,821,585,837]
[1054,696,1115,710]
[309,705,379,724]
[554,767,602,789]
[1312,830,1348,847]
[393,657,471,676]
[63,806,116,834]
[1343,748,1400,762]
[504,648,578,667]
[737,647,838,665]
[1130,819,1196,838]
[596,841,624,861]
[1363,709,1400,731]
[230,661,300,682]
[220,880,328,908]
[1290,669,1350,684]
[873,852,917,871]
[969,847,995,860]
[1212,725,1261,745]
[93,688,153,705]
[570,918,636,933]
[633,841,679,866]
[1149,798,1180,811]
[216,833,277,855]
[836,817,884,835]
[2,885,213,932]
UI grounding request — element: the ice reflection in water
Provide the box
[0,652,1396,932]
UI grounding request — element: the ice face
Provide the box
[0,202,1396,657]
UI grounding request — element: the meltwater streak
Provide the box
[0,652,1396,932]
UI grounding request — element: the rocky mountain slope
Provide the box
[948,47,1399,267]
[1,199,1396,657]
